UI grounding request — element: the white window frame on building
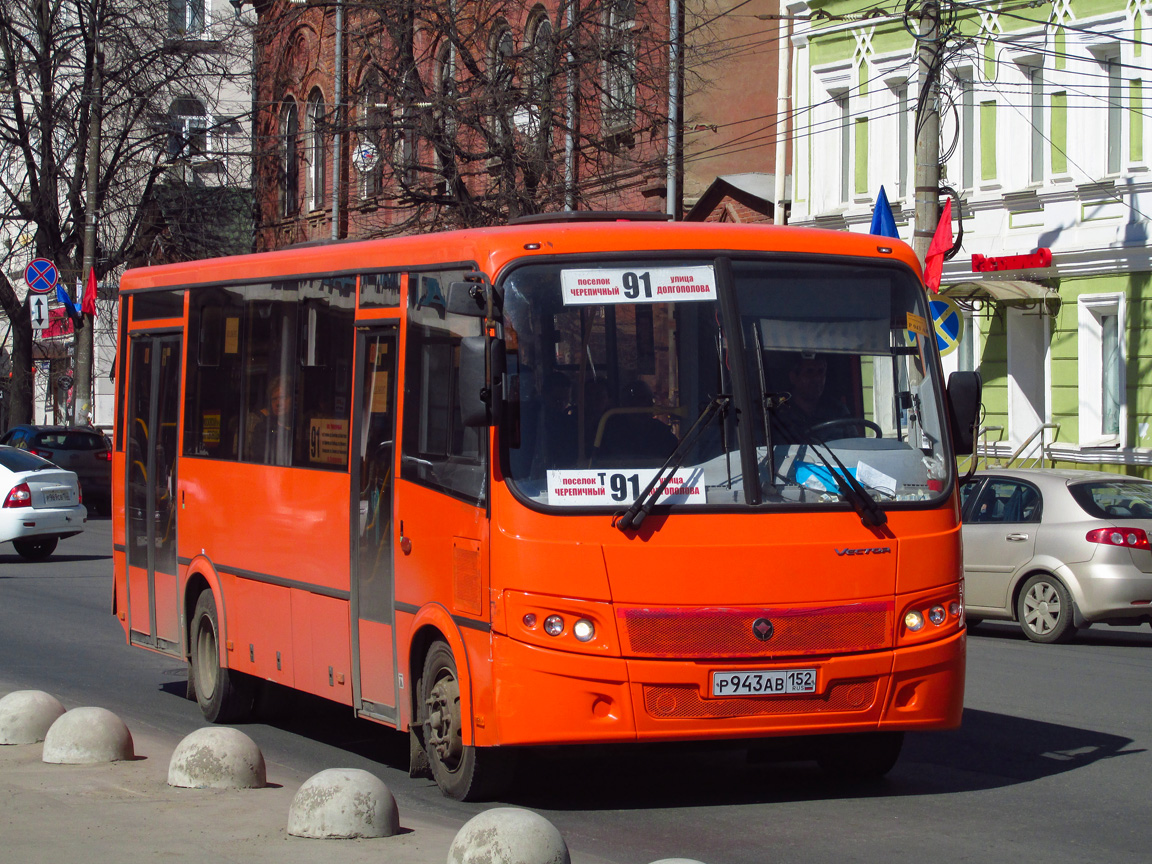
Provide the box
[306,89,326,211]
[169,0,206,37]
[603,0,637,133]
[1078,293,1126,448]
[168,98,210,161]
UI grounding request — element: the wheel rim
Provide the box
[195,617,218,700]
[424,670,463,772]
[1023,581,1062,635]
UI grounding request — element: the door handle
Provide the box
[1006,533,1029,541]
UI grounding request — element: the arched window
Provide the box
[434,42,457,184]
[490,24,516,149]
[604,0,636,132]
[280,98,300,217]
[305,89,326,210]
[357,73,385,198]
[526,12,555,142]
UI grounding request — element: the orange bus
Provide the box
[112,214,981,800]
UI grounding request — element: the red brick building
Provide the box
[250,0,676,248]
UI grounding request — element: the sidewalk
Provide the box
[0,717,464,864]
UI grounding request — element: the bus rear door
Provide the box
[352,325,400,721]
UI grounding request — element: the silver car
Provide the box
[960,468,1152,643]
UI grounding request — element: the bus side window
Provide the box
[401,270,486,503]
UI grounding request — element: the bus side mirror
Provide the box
[447,282,502,320]
[459,336,506,427]
[947,371,982,456]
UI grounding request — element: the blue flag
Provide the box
[55,283,80,319]
[869,186,899,238]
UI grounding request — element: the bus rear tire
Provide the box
[816,731,904,779]
[190,590,256,724]
[420,641,515,801]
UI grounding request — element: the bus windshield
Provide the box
[501,257,951,511]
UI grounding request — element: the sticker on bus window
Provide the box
[309,418,349,465]
[547,468,707,506]
[560,266,717,306]
[905,312,929,338]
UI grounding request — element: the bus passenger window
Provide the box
[401,270,486,503]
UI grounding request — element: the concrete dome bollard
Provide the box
[168,727,266,789]
[0,690,66,745]
[448,808,570,864]
[649,860,709,864]
[42,707,134,764]
[287,768,400,839]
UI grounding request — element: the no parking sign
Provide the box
[929,296,964,357]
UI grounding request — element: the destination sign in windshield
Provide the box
[560,266,717,305]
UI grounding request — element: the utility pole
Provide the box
[75,4,103,426]
[912,0,941,264]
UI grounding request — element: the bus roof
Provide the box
[119,221,924,292]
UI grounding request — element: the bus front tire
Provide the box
[816,731,904,779]
[420,641,515,801]
[189,590,256,724]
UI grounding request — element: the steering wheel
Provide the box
[808,418,883,439]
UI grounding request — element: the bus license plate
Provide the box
[44,489,73,504]
[711,668,817,697]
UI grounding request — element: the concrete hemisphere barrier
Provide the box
[41,707,134,764]
[448,808,570,864]
[168,726,267,789]
[649,859,709,864]
[287,768,400,839]
[0,690,66,745]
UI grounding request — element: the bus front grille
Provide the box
[618,602,893,658]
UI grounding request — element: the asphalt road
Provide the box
[3,518,1151,864]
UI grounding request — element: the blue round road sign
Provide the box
[25,258,59,294]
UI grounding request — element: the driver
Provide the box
[776,352,850,438]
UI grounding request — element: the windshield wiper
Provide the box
[769,406,888,528]
[615,395,730,533]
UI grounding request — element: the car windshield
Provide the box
[35,431,107,450]
[1069,480,1152,519]
[500,256,951,511]
[0,447,55,472]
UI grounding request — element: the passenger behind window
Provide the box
[246,375,300,466]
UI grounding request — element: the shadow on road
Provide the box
[0,553,113,568]
[971,620,1152,648]
[157,672,1140,810]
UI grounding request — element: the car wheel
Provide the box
[816,732,904,779]
[420,641,516,800]
[1017,574,1077,644]
[189,590,257,723]
[13,537,58,560]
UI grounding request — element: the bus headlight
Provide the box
[904,610,925,631]
[543,615,565,636]
[573,618,595,642]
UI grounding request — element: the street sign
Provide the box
[25,258,59,294]
[29,293,50,331]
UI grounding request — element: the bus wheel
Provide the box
[420,641,515,801]
[189,590,256,724]
[816,732,904,780]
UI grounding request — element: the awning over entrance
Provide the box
[940,279,1058,303]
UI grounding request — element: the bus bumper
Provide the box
[488,627,965,746]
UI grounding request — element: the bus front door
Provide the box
[351,326,399,722]
[124,333,182,654]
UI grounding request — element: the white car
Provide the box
[0,444,87,560]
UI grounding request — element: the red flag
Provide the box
[923,198,953,293]
[82,267,97,317]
